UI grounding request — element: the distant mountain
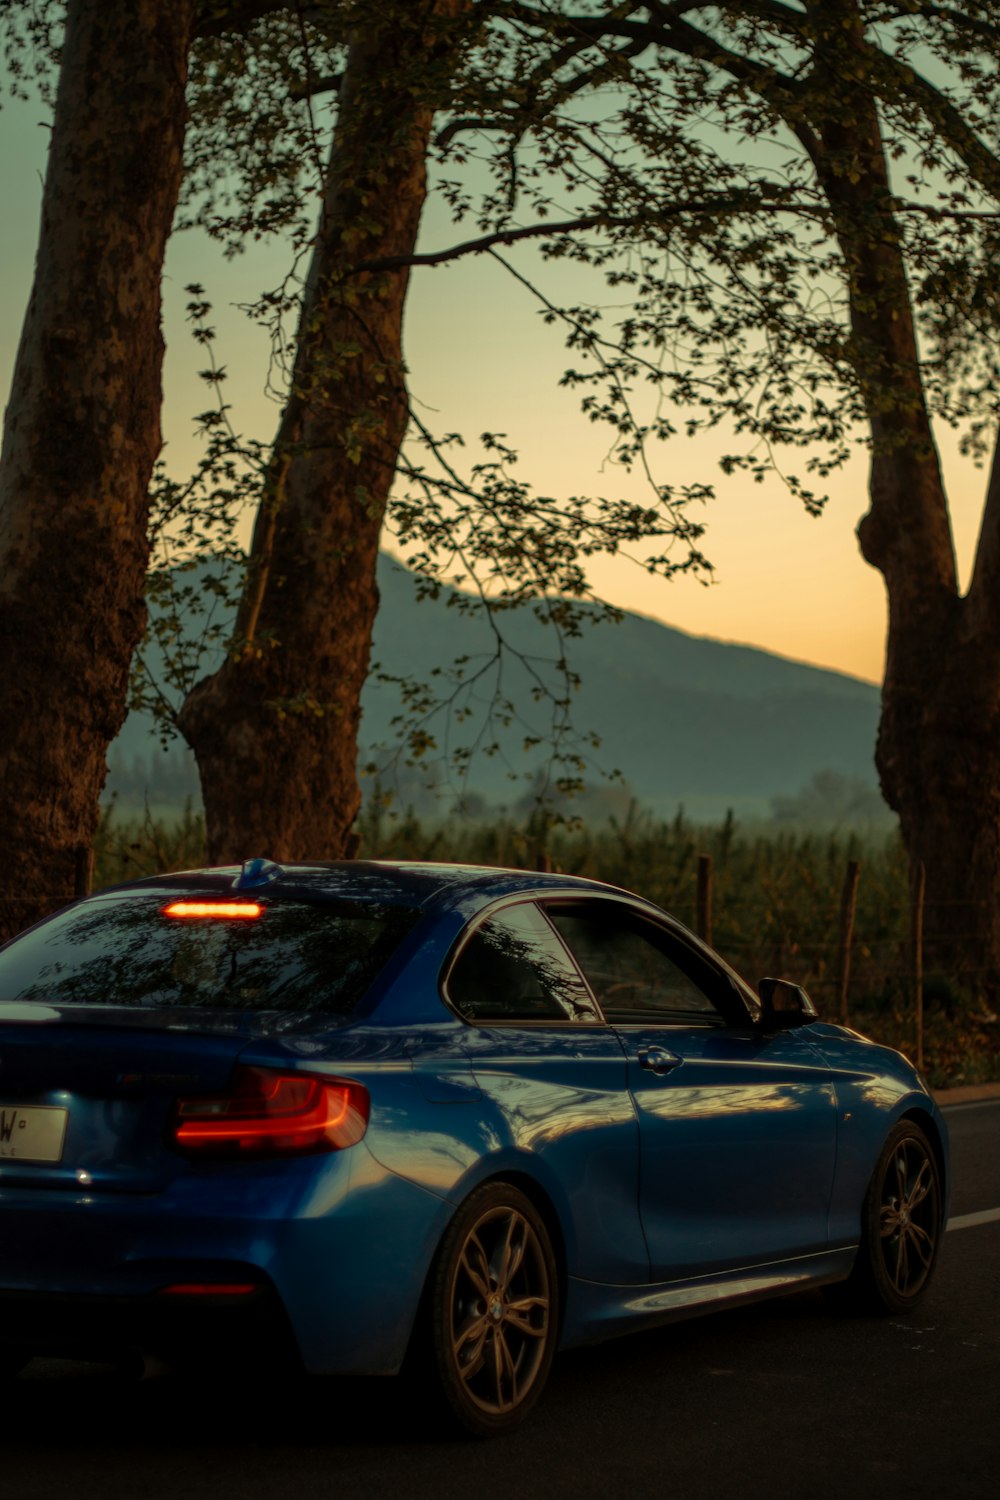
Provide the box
[107,554,886,823]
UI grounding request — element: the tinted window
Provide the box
[548,905,725,1022]
[0,895,417,1015]
[447,903,600,1024]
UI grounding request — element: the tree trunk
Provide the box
[882,610,1000,997]
[179,1,471,865]
[806,0,1000,999]
[875,431,1000,998]
[0,0,196,941]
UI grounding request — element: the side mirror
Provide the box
[758,977,818,1031]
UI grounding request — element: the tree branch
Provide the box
[436,32,649,150]
[353,190,819,272]
[614,9,811,130]
[876,50,1000,202]
[876,3,1000,46]
[356,192,995,276]
[357,215,615,270]
[704,0,810,36]
[441,3,809,154]
[195,1,290,39]
[195,0,343,40]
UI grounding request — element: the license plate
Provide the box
[0,1105,68,1162]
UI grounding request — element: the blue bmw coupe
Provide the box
[0,859,948,1434]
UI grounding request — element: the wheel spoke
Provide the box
[505,1295,548,1338]
[906,1159,933,1209]
[453,1311,490,1370]
[490,1321,505,1408]
[894,1148,909,1202]
[907,1222,934,1267]
[893,1227,910,1292]
[460,1234,491,1301]
[495,1326,518,1409]
[498,1211,527,1293]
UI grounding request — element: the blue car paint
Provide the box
[0,861,950,1378]
[388,1021,649,1283]
[806,1022,950,1244]
[610,1022,839,1278]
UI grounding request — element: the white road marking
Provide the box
[946,1207,1000,1232]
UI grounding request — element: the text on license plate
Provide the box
[0,1105,69,1162]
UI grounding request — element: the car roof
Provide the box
[96,859,638,916]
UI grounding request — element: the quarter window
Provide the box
[447,903,600,1024]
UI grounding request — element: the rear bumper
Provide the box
[0,1143,454,1375]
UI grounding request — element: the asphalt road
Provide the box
[2,1100,997,1500]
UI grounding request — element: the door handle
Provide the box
[638,1047,682,1076]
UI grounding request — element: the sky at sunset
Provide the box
[1,91,992,687]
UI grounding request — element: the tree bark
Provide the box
[0,0,196,941]
[805,0,1000,999]
[179,0,471,865]
[872,430,1000,997]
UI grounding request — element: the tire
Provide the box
[838,1120,943,1314]
[422,1182,559,1437]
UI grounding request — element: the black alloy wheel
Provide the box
[841,1119,943,1314]
[426,1182,558,1437]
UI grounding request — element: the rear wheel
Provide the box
[424,1182,559,1437]
[839,1120,942,1314]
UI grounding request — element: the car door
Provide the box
[545,898,838,1282]
[442,898,649,1285]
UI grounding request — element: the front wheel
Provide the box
[839,1120,943,1314]
[423,1182,559,1437]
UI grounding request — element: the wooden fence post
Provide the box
[912,860,926,1073]
[696,853,713,945]
[837,859,861,1025]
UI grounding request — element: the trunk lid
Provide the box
[0,1008,275,1193]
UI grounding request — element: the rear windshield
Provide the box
[0,895,418,1015]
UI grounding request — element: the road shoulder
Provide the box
[934,1081,1000,1106]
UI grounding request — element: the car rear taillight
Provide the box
[172,1066,369,1157]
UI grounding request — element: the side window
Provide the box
[548,904,727,1024]
[446,903,601,1025]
